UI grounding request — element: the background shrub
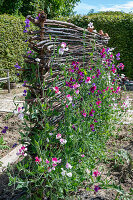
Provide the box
[56,11,133,79]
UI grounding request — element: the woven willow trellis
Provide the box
[22,11,109,125]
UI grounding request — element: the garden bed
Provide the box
[0,123,132,200]
[0,113,21,159]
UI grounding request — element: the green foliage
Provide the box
[0,136,9,150]
[0,14,35,82]
[56,11,133,79]
[0,0,80,18]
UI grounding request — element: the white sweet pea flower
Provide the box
[18,113,24,120]
[66,172,72,177]
[46,138,49,143]
[66,162,72,169]
[59,48,64,55]
[60,138,67,145]
[88,22,94,28]
[35,58,41,62]
[61,168,66,176]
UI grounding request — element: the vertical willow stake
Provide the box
[38,11,47,98]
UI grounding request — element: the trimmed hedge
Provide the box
[0,14,35,82]
[56,12,133,79]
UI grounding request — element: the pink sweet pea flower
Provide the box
[73,82,80,89]
[66,94,73,102]
[60,138,67,145]
[56,133,62,139]
[93,170,101,177]
[75,90,79,94]
[35,156,42,164]
[61,42,66,48]
[82,112,86,117]
[106,86,109,91]
[57,159,62,163]
[53,86,61,94]
[92,76,95,79]
[52,157,58,163]
[81,154,85,157]
[96,101,102,107]
[85,77,91,83]
[66,104,68,108]
[48,167,51,172]
[46,159,50,164]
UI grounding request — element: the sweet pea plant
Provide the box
[7,23,131,199]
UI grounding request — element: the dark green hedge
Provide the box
[0,14,36,82]
[56,12,133,79]
[0,14,27,81]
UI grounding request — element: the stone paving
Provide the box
[0,85,24,112]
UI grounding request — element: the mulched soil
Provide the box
[0,113,21,158]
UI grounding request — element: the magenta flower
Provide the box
[81,154,85,157]
[75,90,79,94]
[96,101,102,107]
[66,94,72,102]
[46,159,50,164]
[89,108,95,116]
[52,158,58,162]
[94,185,101,192]
[90,86,97,93]
[94,119,97,123]
[53,86,61,94]
[35,156,42,164]
[82,112,86,117]
[73,82,80,89]
[85,77,91,83]
[93,170,101,177]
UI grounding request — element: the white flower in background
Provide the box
[56,133,62,139]
[59,42,69,55]
[66,162,72,169]
[35,58,41,62]
[49,132,53,136]
[61,42,66,48]
[66,172,72,177]
[88,22,94,28]
[46,138,49,143]
[18,113,24,120]
[14,107,24,120]
[60,138,67,145]
[61,168,66,176]
[85,168,90,174]
[59,48,64,55]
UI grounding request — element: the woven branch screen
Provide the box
[22,11,109,125]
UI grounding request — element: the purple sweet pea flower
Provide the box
[12,143,17,148]
[1,126,8,133]
[23,29,28,33]
[94,185,101,192]
[14,63,21,69]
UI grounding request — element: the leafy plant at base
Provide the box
[7,31,131,199]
